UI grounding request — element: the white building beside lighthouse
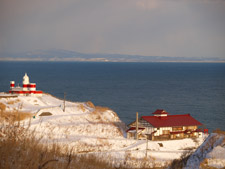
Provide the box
[9,73,43,96]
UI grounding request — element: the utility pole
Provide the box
[63,92,66,112]
[145,135,148,158]
[136,112,139,140]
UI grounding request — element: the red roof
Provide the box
[152,109,169,115]
[142,114,202,127]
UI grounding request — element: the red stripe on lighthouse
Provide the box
[29,84,36,88]
[23,84,28,88]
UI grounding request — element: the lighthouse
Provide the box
[23,73,30,91]
[9,73,43,96]
[10,81,15,89]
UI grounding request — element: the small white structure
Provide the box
[9,73,43,96]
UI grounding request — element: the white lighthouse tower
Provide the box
[10,81,15,89]
[23,73,30,91]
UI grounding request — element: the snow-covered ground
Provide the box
[1,93,224,168]
[185,133,225,169]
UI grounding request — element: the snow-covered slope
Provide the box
[185,133,225,169]
[0,93,214,168]
[0,93,128,150]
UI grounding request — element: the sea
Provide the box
[0,61,225,132]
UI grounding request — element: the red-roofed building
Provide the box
[127,109,205,140]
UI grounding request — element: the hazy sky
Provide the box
[1,0,225,57]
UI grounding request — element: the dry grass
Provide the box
[86,101,95,109]
[90,106,111,121]
[88,105,126,136]
[7,100,16,104]
[199,159,218,169]
[200,158,225,169]
[77,104,86,112]
[0,110,164,169]
[0,110,32,122]
[88,106,110,122]
[0,121,116,169]
[6,99,20,105]
[90,110,102,122]
[0,103,6,112]
[212,129,225,153]
[213,128,225,135]
[95,106,111,112]
[97,137,110,147]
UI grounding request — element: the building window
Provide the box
[173,127,183,131]
[163,130,170,134]
[187,126,196,130]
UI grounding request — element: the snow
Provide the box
[205,146,225,168]
[184,133,225,169]
[1,92,221,168]
[207,146,225,159]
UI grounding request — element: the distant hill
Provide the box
[0,49,224,62]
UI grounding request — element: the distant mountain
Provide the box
[0,49,224,62]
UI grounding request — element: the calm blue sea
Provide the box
[0,62,225,132]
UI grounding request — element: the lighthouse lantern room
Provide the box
[9,73,43,96]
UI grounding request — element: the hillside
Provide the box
[1,49,225,62]
[185,132,225,169]
[0,93,224,168]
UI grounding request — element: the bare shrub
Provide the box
[169,150,193,169]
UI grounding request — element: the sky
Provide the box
[0,0,225,58]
